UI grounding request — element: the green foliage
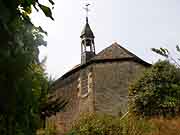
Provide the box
[0,17,50,135]
[44,128,57,135]
[152,45,180,67]
[0,0,54,57]
[0,0,54,22]
[67,113,155,135]
[67,113,123,135]
[36,127,57,135]
[152,48,169,58]
[0,0,55,134]
[129,61,180,117]
[38,4,54,20]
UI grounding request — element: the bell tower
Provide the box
[80,4,95,64]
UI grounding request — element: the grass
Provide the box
[149,117,180,135]
[67,113,180,135]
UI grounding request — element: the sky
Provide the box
[31,0,180,79]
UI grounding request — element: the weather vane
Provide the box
[84,3,90,18]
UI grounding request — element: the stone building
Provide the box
[45,17,151,134]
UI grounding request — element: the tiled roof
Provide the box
[52,43,151,88]
[93,43,137,60]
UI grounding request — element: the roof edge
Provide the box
[52,57,151,89]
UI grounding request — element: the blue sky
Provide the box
[31,0,180,78]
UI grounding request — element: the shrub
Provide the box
[129,61,180,117]
[66,113,154,135]
[67,113,122,135]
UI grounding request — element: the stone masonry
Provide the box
[45,43,151,134]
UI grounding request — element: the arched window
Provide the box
[77,71,93,98]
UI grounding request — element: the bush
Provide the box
[66,113,154,135]
[67,113,122,135]
[129,61,180,117]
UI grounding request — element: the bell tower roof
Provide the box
[80,4,96,64]
[80,17,94,38]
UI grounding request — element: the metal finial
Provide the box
[83,3,90,21]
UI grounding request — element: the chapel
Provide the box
[45,15,150,134]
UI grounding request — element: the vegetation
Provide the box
[149,117,180,135]
[67,113,155,135]
[67,60,180,135]
[67,113,180,135]
[129,61,180,117]
[0,0,55,134]
[1,0,180,135]
[152,45,180,67]
[68,113,122,135]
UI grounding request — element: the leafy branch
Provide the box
[152,45,180,67]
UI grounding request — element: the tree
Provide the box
[0,0,54,49]
[0,0,55,134]
[0,19,49,135]
[129,61,180,117]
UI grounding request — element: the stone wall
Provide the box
[45,65,96,134]
[45,60,148,134]
[93,61,147,116]
[78,65,95,113]
[46,71,80,134]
